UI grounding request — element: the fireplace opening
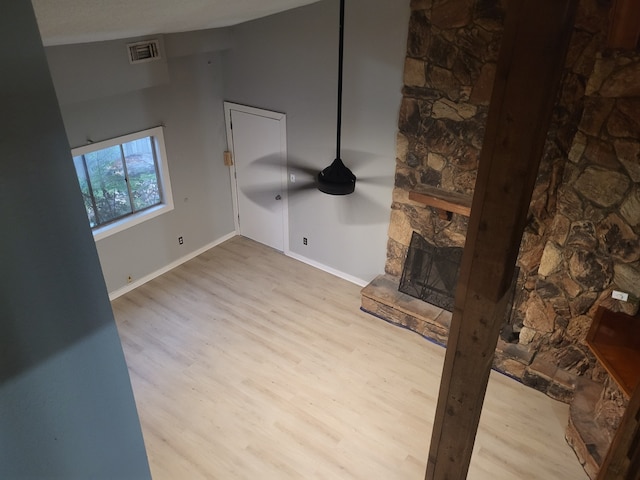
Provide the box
[399,232,462,311]
[399,231,520,341]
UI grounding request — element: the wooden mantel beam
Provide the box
[608,0,640,50]
[425,0,579,479]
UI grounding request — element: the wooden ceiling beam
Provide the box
[608,0,640,49]
[424,0,579,478]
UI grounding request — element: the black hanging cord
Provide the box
[317,0,355,195]
[335,0,345,160]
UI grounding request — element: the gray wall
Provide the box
[0,1,150,478]
[47,31,237,293]
[224,0,409,283]
[43,0,408,292]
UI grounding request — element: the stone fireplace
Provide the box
[361,0,640,477]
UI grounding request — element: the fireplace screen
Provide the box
[399,232,463,311]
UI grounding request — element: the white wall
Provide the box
[0,1,150,477]
[223,0,409,283]
[46,31,237,293]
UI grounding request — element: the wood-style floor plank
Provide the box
[112,236,587,480]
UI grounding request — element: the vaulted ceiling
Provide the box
[31,0,322,46]
[32,0,640,49]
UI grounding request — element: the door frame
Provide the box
[223,102,289,253]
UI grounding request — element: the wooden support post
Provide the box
[607,0,640,50]
[425,1,579,479]
[597,384,640,480]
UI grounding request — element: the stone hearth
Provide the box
[362,274,451,345]
[361,274,538,384]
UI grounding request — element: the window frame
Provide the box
[71,126,174,241]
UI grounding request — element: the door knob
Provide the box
[275,194,282,200]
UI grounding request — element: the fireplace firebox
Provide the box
[399,231,519,340]
[399,232,463,312]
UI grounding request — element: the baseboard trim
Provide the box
[284,250,368,287]
[108,232,237,301]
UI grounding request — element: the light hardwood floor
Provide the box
[112,236,588,480]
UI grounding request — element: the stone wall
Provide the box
[387,0,639,399]
[387,0,503,275]
[520,50,640,384]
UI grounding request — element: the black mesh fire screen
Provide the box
[399,231,463,312]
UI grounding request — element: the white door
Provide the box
[224,103,288,252]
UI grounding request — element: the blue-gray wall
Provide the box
[0,1,151,478]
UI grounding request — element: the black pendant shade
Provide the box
[317,158,356,195]
[317,0,356,196]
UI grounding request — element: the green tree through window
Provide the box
[71,128,171,234]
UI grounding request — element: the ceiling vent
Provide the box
[127,40,161,64]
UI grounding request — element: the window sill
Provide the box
[92,203,173,241]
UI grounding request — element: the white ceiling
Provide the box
[32,0,322,46]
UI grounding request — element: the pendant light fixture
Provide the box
[317,0,356,195]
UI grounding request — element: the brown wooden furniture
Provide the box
[597,383,640,480]
[587,306,640,397]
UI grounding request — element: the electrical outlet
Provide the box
[127,275,133,284]
[178,236,184,245]
[303,237,308,245]
[290,173,296,183]
[612,290,629,302]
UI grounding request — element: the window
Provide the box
[71,127,173,240]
